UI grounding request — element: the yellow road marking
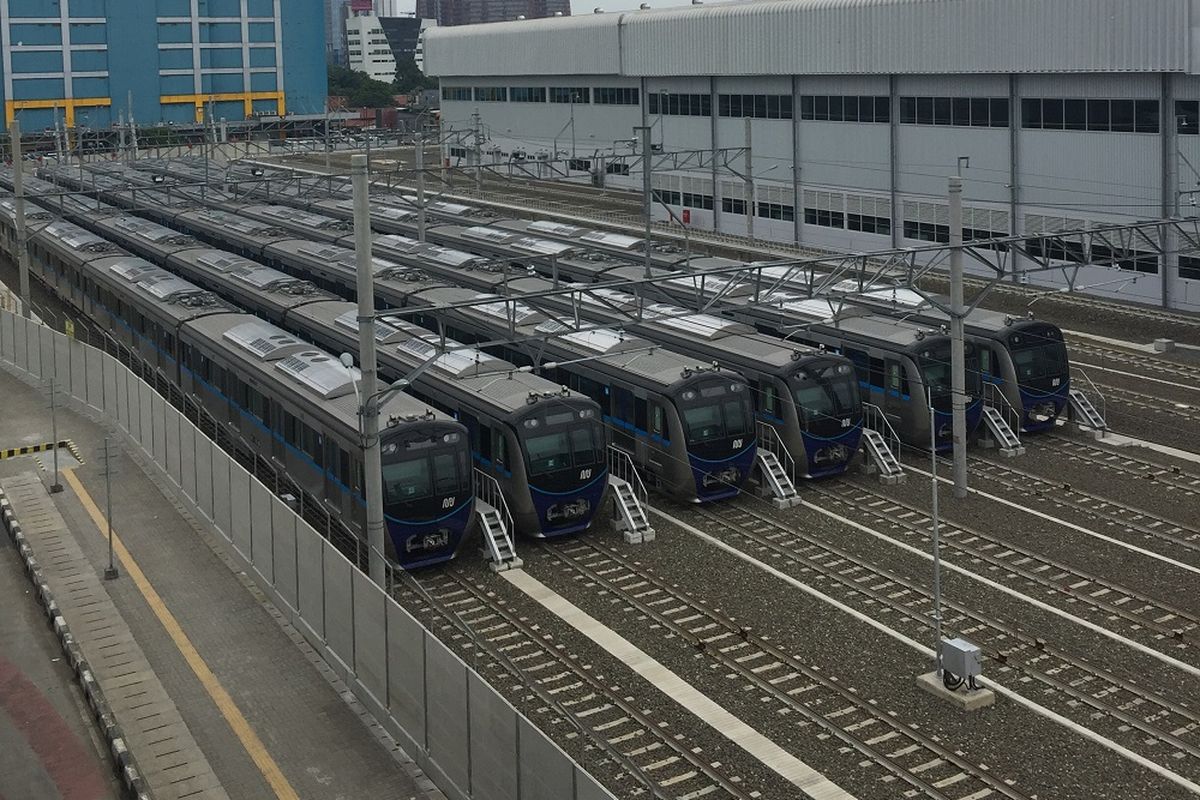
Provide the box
[62,469,300,800]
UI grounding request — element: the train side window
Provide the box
[650,404,669,440]
[282,410,298,446]
[980,347,993,378]
[494,429,508,469]
[762,383,779,417]
[868,357,885,389]
[887,362,909,395]
[635,397,648,432]
[303,425,324,468]
[337,448,351,486]
[613,386,634,424]
[479,422,493,461]
[845,348,869,382]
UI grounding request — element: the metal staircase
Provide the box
[981,407,1025,456]
[608,447,654,543]
[1068,369,1107,435]
[474,469,521,571]
[862,403,906,484]
[981,384,1024,456]
[753,423,800,507]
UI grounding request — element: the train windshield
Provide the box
[791,362,860,429]
[918,342,983,409]
[679,380,752,446]
[382,436,469,506]
[522,409,604,476]
[1008,326,1068,386]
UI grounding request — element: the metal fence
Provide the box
[0,308,614,800]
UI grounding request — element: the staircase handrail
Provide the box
[1069,366,1106,428]
[983,381,1022,437]
[473,467,515,538]
[756,420,796,483]
[862,402,901,460]
[608,445,648,507]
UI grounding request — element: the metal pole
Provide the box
[352,154,386,588]
[415,132,426,242]
[324,106,331,177]
[10,119,31,319]
[550,253,559,289]
[745,116,755,240]
[636,125,653,278]
[929,395,942,673]
[48,380,62,493]
[103,437,118,580]
[472,110,483,194]
[128,90,137,160]
[948,175,968,498]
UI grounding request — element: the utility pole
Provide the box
[118,111,127,157]
[10,119,31,319]
[744,117,755,240]
[636,125,653,278]
[948,174,968,498]
[102,437,118,580]
[48,380,62,493]
[928,396,943,672]
[127,90,137,161]
[415,131,426,241]
[352,154,386,588]
[471,109,483,193]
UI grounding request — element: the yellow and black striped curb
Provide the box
[0,440,84,463]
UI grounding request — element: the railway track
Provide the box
[960,453,1200,560]
[1084,382,1199,425]
[811,480,1198,652]
[1068,341,1200,387]
[394,568,760,800]
[1020,436,1200,501]
[540,538,1029,800]
[684,501,1200,780]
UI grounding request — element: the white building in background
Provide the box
[425,0,1200,311]
[346,15,398,82]
[374,0,405,14]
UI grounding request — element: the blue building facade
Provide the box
[0,0,326,132]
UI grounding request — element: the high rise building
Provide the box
[347,14,437,84]
[415,0,569,27]
[0,0,326,131]
[326,0,351,64]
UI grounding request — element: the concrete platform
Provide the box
[915,671,997,711]
[0,369,441,800]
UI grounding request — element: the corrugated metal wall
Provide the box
[426,0,1192,79]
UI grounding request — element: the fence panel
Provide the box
[137,380,154,448]
[179,419,196,503]
[229,465,252,559]
[519,717,576,800]
[118,365,134,436]
[53,331,71,396]
[250,479,273,582]
[271,496,299,612]
[468,672,519,800]
[386,601,426,752]
[1,310,13,362]
[351,569,387,709]
[166,406,182,488]
[575,768,614,800]
[70,339,87,405]
[211,450,232,540]
[322,540,355,675]
[12,314,29,372]
[425,636,470,798]
[150,392,167,469]
[295,522,326,641]
[194,434,214,523]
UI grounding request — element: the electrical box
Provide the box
[941,638,982,678]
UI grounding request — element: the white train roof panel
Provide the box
[275,351,360,400]
[223,320,308,360]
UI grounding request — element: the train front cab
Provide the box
[668,372,757,502]
[985,323,1070,432]
[778,358,864,478]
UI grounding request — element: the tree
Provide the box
[393,58,436,94]
[327,64,397,109]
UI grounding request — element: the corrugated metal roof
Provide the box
[424,12,622,76]
[426,0,1193,77]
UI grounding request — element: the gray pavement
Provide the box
[0,368,438,800]
[0,518,123,800]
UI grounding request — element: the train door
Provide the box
[612,385,635,451]
[884,359,908,426]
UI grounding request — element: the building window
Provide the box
[510,86,546,103]
[1176,101,1199,134]
[1021,98,1159,133]
[473,87,506,102]
[550,87,590,104]
[899,96,1008,127]
[722,197,746,215]
[718,94,793,120]
[648,92,711,117]
[799,95,890,123]
[805,208,844,228]
[652,189,682,205]
[682,192,714,210]
[449,146,467,158]
[904,220,949,243]
[605,162,630,176]
[441,86,471,101]
[1179,256,1200,280]
[567,158,591,171]
[595,87,639,105]
[757,202,795,221]
[847,213,890,236]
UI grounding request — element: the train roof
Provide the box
[178,207,291,237]
[93,255,234,323]
[373,233,495,271]
[103,215,198,247]
[183,313,445,431]
[289,300,592,417]
[174,248,328,300]
[242,204,351,232]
